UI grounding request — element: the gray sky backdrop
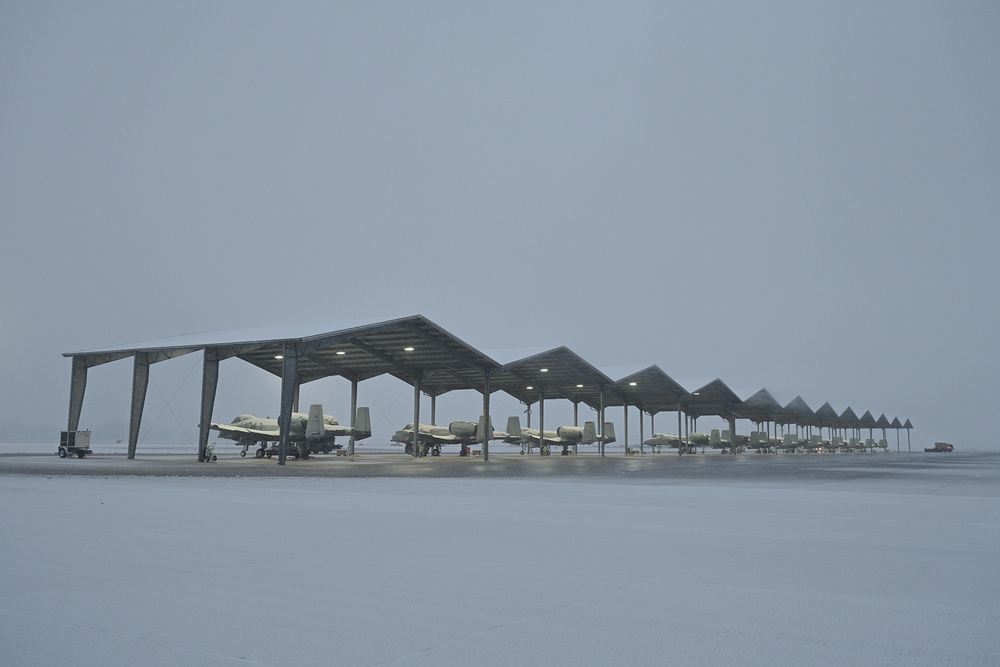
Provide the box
[2,2,997,449]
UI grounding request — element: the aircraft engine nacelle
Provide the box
[556,426,583,442]
[448,421,478,439]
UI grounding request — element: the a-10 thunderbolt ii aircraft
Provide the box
[391,416,504,457]
[642,432,710,454]
[504,415,615,455]
[211,404,371,459]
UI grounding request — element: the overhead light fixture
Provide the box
[540,368,549,372]
[274,355,284,360]
[576,384,584,388]
[526,386,533,390]
[335,351,346,356]
[629,382,638,386]
[403,346,415,352]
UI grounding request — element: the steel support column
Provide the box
[411,375,422,457]
[623,401,630,455]
[639,409,645,454]
[348,379,358,456]
[198,349,220,462]
[277,343,299,465]
[481,374,491,461]
[729,416,737,455]
[599,389,605,457]
[538,390,545,455]
[67,356,88,432]
[128,353,149,460]
[572,401,579,454]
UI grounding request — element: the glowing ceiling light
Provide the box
[274,355,284,360]
[576,384,584,388]
[335,351,346,355]
[403,346,415,352]
[630,382,638,386]
[526,386,533,390]
[540,368,549,372]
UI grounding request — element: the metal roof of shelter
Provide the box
[858,410,878,429]
[737,388,783,423]
[838,406,860,429]
[890,416,903,429]
[489,346,619,410]
[63,315,509,464]
[779,396,814,426]
[904,418,914,429]
[65,315,501,395]
[683,378,743,420]
[876,414,891,429]
[813,402,841,428]
[612,365,688,414]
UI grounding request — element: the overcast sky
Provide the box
[2,2,997,448]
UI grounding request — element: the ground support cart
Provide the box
[58,431,93,459]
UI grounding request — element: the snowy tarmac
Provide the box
[2,450,999,666]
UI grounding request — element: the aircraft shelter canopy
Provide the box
[65,314,500,393]
[858,410,878,430]
[63,313,907,462]
[839,406,861,430]
[63,315,504,463]
[611,365,688,414]
[488,346,619,411]
[737,388,782,424]
[812,402,841,429]
[684,379,743,420]
[779,396,814,427]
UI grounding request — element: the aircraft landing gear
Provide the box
[255,447,265,459]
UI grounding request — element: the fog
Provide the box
[2,3,998,450]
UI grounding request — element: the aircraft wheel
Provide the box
[255,448,264,459]
[240,450,246,457]
[211,455,217,462]
[519,450,524,455]
[77,451,86,459]
[58,447,67,458]
[265,451,273,458]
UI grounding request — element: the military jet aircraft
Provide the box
[211,404,371,459]
[642,432,683,454]
[642,432,709,454]
[709,429,750,454]
[504,416,615,455]
[391,416,503,457]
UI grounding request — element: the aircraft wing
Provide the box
[210,423,280,442]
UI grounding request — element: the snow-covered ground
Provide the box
[2,453,998,666]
